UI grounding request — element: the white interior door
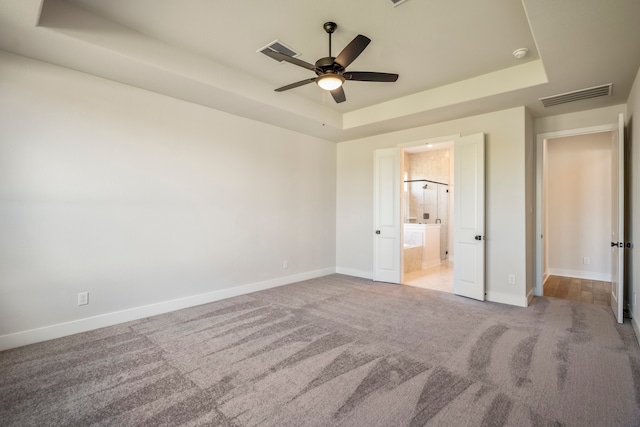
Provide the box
[611,113,625,323]
[453,133,485,300]
[373,147,401,283]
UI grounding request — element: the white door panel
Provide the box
[373,148,401,283]
[611,113,625,323]
[454,133,485,301]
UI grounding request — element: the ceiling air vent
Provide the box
[389,0,409,6]
[539,84,612,107]
[258,40,300,62]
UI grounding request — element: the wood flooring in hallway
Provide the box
[543,275,611,306]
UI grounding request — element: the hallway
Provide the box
[543,275,611,306]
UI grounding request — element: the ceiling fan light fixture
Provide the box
[316,73,345,91]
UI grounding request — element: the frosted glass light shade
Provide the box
[316,74,344,91]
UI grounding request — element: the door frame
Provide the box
[534,124,618,297]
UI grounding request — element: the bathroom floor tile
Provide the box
[403,261,453,293]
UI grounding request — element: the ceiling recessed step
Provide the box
[539,84,612,107]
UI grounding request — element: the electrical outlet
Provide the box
[283,260,289,269]
[508,275,516,285]
[583,257,590,265]
[78,292,89,306]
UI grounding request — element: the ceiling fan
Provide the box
[264,22,399,103]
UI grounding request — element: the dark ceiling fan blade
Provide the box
[330,86,346,103]
[275,77,317,92]
[334,34,371,68]
[263,50,317,71]
[344,71,399,82]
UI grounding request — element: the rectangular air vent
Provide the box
[539,84,612,107]
[389,0,409,6]
[258,40,300,61]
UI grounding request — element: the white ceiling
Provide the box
[1,0,639,141]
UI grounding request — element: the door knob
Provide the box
[375,230,381,234]
[475,235,483,241]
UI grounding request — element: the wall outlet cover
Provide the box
[78,292,89,306]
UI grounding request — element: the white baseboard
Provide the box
[335,267,373,280]
[486,290,529,308]
[0,267,336,351]
[526,287,535,305]
[547,268,611,282]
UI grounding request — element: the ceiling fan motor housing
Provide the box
[323,22,337,34]
[315,57,343,75]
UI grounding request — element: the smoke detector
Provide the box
[513,48,528,59]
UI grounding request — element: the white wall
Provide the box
[627,65,640,340]
[546,132,612,280]
[0,52,337,349]
[336,107,531,306]
[535,105,626,134]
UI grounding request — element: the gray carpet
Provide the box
[1,274,640,426]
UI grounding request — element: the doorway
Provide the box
[536,115,625,323]
[543,131,613,284]
[401,142,454,292]
[535,121,625,315]
[373,133,485,301]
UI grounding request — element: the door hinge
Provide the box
[611,242,633,249]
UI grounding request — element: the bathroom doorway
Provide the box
[401,141,454,292]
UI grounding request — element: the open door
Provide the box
[453,133,485,300]
[611,113,625,323]
[373,148,402,283]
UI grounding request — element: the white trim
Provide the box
[0,268,335,351]
[537,124,617,141]
[335,267,373,280]
[527,287,535,305]
[547,268,612,282]
[397,134,460,149]
[535,124,617,297]
[486,290,528,308]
